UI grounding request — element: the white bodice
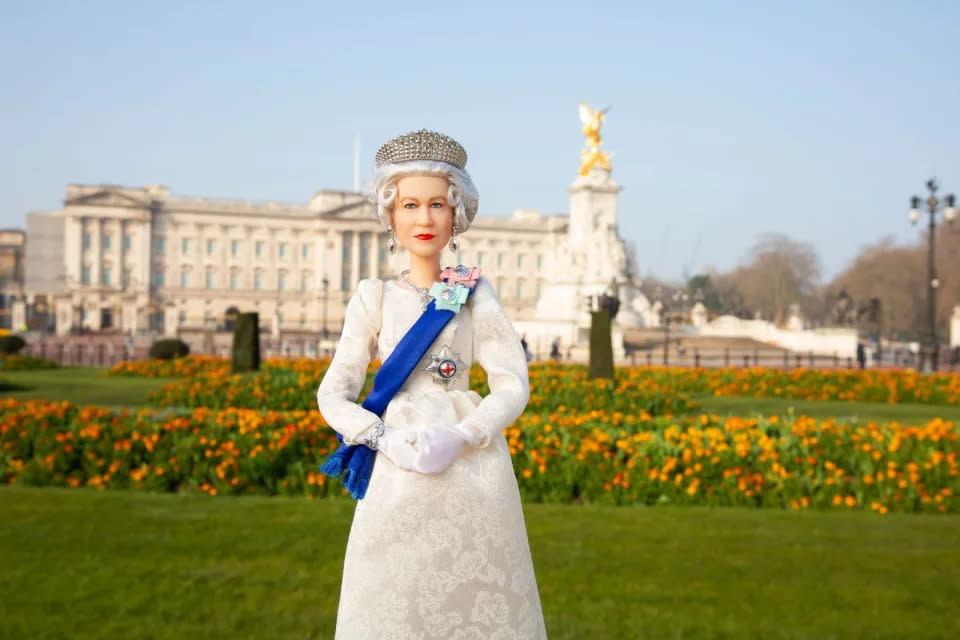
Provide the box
[316,272,530,449]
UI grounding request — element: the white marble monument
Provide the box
[513,103,644,362]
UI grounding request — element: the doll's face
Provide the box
[391,174,455,259]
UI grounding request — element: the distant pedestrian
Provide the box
[520,334,533,363]
[549,337,561,360]
[856,339,866,369]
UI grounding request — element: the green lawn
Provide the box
[2,487,957,639]
[694,394,960,422]
[0,367,176,407]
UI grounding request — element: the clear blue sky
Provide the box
[2,0,958,283]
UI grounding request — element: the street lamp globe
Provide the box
[909,196,921,225]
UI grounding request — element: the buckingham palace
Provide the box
[21,107,645,361]
[24,183,568,340]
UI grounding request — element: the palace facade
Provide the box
[25,183,568,338]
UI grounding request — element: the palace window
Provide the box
[254,271,263,290]
[477,252,484,265]
[124,234,132,251]
[231,239,239,257]
[537,255,542,269]
[182,238,190,255]
[517,254,523,268]
[342,232,353,290]
[359,233,369,278]
[278,272,286,291]
[154,237,165,255]
[122,268,131,288]
[301,273,311,292]
[497,253,504,267]
[230,272,239,290]
[102,267,112,286]
[207,239,216,257]
[205,269,214,289]
[279,243,288,259]
[103,235,112,250]
[154,270,165,287]
[81,266,91,285]
[180,269,190,289]
[255,241,264,258]
[302,244,310,259]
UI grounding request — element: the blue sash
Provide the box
[318,290,472,499]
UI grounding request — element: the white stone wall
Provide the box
[40,184,565,335]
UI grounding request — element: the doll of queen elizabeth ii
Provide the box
[315,129,548,639]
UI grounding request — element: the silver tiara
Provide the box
[375,129,468,169]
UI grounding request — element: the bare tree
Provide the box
[721,233,821,324]
[826,237,924,339]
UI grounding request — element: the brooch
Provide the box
[424,345,465,387]
[429,281,469,313]
[441,264,481,289]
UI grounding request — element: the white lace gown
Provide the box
[316,274,548,640]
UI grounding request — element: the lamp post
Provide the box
[321,276,330,339]
[909,178,957,372]
[657,288,689,366]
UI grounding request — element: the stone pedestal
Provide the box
[271,310,281,338]
[164,306,178,337]
[951,305,960,348]
[11,299,26,332]
[691,302,708,328]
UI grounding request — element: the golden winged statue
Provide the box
[578,102,612,176]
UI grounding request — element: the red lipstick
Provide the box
[414,234,435,240]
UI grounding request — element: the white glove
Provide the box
[376,425,420,472]
[411,425,470,474]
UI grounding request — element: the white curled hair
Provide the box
[368,160,479,235]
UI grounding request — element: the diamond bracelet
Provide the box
[361,419,386,450]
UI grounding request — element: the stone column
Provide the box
[366,231,378,280]
[89,218,102,286]
[350,231,361,291]
[64,215,83,285]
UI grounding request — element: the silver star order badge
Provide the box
[424,345,465,387]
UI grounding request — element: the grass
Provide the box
[2,368,959,637]
[0,367,176,407]
[694,394,960,422]
[2,486,958,639]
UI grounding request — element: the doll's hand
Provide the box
[377,426,420,472]
[411,425,469,474]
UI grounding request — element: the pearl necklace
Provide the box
[400,269,435,311]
